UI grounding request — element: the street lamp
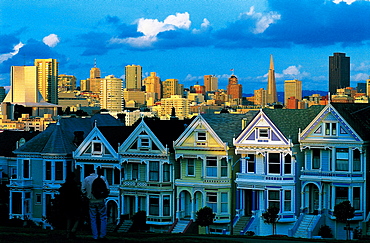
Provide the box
[230,156,249,235]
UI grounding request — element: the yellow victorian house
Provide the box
[173,113,244,234]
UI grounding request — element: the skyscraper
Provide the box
[266,55,278,104]
[58,74,76,92]
[204,75,218,92]
[100,75,123,113]
[284,79,302,105]
[125,64,142,90]
[162,79,183,98]
[329,53,350,95]
[144,72,162,100]
[34,58,58,104]
[227,75,242,100]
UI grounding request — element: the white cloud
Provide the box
[193,18,211,33]
[243,6,281,34]
[352,73,369,81]
[43,34,60,47]
[111,12,191,47]
[351,62,370,72]
[185,74,203,82]
[333,0,357,4]
[0,42,24,64]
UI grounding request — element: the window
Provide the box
[268,190,280,209]
[247,154,255,173]
[268,153,280,174]
[55,162,63,181]
[149,196,159,216]
[324,123,337,136]
[45,161,52,180]
[23,160,30,179]
[163,195,170,216]
[335,187,348,205]
[36,194,42,205]
[207,192,217,212]
[259,128,269,138]
[139,137,150,149]
[163,163,170,182]
[220,158,227,177]
[114,168,121,184]
[221,192,228,213]
[284,154,292,174]
[353,149,361,171]
[336,148,349,171]
[187,159,195,176]
[149,161,159,181]
[312,149,320,169]
[92,142,102,154]
[284,190,292,211]
[12,192,22,214]
[206,157,217,177]
[353,187,360,210]
[132,164,138,180]
[197,132,206,141]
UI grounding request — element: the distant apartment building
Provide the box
[254,88,267,107]
[204,75,218,92]
[58,74,76,92]
[329,53,350,95]
[81,65,102,93]
[125,64,142,90]
[156,95,190,120]
[34,58,58,104]
[366,77,370,97]
[0,113,55,131]
[227,75,242,100]
[143,72,162,100]
[0,87,5,102]
[284,79,302,105]
[100,75,123,113]
[162,79,183,98]
[123,89,146,108]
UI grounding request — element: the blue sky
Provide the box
[1,0,370,94]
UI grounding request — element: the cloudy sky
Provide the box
[1,0,370,93]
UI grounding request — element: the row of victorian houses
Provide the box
[0,103,369,239]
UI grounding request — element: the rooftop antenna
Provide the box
[328,92,331,104]
[94,58,97,68]
[231,68,235,76]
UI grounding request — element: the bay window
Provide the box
[336,148,349,171]
[206,192,217,212]
[268,153,280,174]
[206,157,217,177]
[149,161,159,182]
[268,190,280,209]
[187,158,195,176]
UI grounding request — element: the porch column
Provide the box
[318,192,323,214]
[252,190,256,211]
[176,193,180,219]
[191,195,195,220]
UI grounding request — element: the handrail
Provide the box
[288,213,304,237]
[308,214,322,239]
[167,218,178,233]
[183,219,193,233]
[242,216,255,234]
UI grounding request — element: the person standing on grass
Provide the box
[82,169,110,240]
[59,172,82,239]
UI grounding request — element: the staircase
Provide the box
[293,215,317,238]
[115,220,133,233]
[171,220,191,233]
[233,216,251,235]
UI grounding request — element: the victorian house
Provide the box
[173,113,244,234]
[233,106,324,236]
[297,103,370,239]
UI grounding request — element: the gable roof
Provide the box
[0,131,40,157]
[14,113,123,155]
[201,113,245,146]
[331,103,370,140]
[98,126,137,151]
[263,105,325,143]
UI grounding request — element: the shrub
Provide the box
[318,224,333,238]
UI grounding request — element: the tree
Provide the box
[334,200,355,240]
[262,206,279,235]
[195,206,215,234]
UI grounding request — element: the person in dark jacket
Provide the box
[59,172,82,239]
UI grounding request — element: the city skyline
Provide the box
[1,0,370,94]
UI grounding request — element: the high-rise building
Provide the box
[254,88,267,107]
[227,75,242,100]
[266,55,278,104]
[100,75,123,113]
[159,95,190,120]
[0,87,6,103]
[34,58,58,104]
[284,79,302,105]
[204,75,218,92]
[162,79,183,98]
[58,74,77,92]
[366,77,370,97]
[125,64,142,90]
[329,53,350,95]
[143,72,162,100]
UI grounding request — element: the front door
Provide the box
[309,185,319,214]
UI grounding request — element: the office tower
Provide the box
[0,87,5,102]
[204,75,218,92]
[254,88,267,107]
[366,77,370,97]
[125,64,142,90]
[284,79,302,105]
[329,53,350,95]
[100,75,123,113]
[227,75,242,100]
[58,74,77,92]
[160,95,190,120]
[162,79,183,98]
[266,55,278,104]
[143,72,162,100]
[90,60,101,79]
[34,58,58,104]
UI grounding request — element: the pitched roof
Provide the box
[331,103,370,140]
[14,113,123,155]
[201,113,245,146]
[98,126,137,151]
[263,106,325,143]
[0,131,40,157]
